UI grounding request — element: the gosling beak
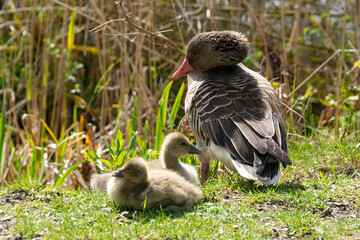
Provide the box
[112,169,124,178]
[189,144,201,154]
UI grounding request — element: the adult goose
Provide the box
[172,31,292,185]
[106,157,203,211]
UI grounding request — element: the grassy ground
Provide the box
[1,136,359,239]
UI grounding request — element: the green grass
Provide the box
[1,136,359,239]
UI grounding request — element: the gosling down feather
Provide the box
[90,173,112,193]
[159,132,201,185]
[106,157,203,211]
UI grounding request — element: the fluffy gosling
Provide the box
[90,173,112,193]
[106,157,203,211]
[159,132,201,185]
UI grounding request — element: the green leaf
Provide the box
[127,131,138,153]
[177,116,186,132]
[155,81,172,151]
[131,97,139,132]
[95,159,113,169]
[105,139,115,158]
[211,160,220,177]
[54,159,87,188]
[116,130,124,150]
[116,151,128,168]
[0,87,5,168]
[88,58,121,111]
[86,150,100,160]
[67,11,76,53]
[136,135,147,156]
[26,137,38,181]
[169,82,184,131]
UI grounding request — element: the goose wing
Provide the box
[192,66,291,173]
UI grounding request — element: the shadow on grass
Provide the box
[111,203,196,222]
[232,180,305,194]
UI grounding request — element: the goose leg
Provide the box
[200,162,209,185]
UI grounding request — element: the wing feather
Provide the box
[187,64,292,174]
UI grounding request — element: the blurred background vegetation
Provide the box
[0,0,359,188]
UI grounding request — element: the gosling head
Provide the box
[172,31,250,79]
[162,132,201,159]
[112,157,149,185]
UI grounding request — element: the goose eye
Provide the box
[192,52,197,56]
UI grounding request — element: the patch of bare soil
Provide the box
[251,200,289,212]
[0,188,51,206]
[319,201,359,219]
[0,189,50,240]
[0,216,22,240]
[1,189,31,205]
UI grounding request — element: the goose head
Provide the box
[172,31,249,79]
[112,157,149,185]
[161,132,201,160]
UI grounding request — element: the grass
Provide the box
[1,136,359,239]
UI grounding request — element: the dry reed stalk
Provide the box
[147,0,155,121]
[112,1,185,56]
[74,123,96,186]
[170,0,185,48]
[354,0,360,86]
[291,49,341,95]
[242,0,272,79]
[230,0,234,30]
[280,0,290,95]
[205,0,217,30]
[335,0,347,137]
[356,0,360,50]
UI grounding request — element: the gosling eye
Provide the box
[180,142,186,146]
[192,52,197,56]
[126,167,131,171]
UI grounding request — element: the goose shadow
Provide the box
[112,204,193,221]
[110,181,305,220]
[228,180,305,194]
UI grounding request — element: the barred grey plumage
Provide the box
[173,31,292,185]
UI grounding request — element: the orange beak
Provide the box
[172,59,196,80]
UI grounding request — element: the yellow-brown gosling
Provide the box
[159,132,201,185]
[106,157,203,211]
[90,173,112,193]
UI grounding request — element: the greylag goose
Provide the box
[159,132,201,185]
[172,31,292,185]
[106,157,203,211]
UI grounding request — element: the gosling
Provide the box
[106,157,203,211]
[159,132,201,185]
[90,173,112,193]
